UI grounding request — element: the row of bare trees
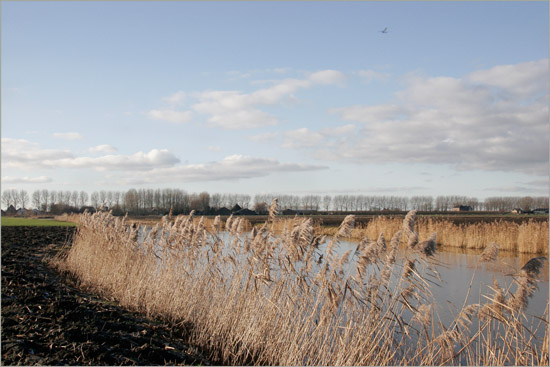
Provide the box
[2,188,548,215]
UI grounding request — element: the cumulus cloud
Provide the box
[309,59,550,176]
[283,128,325,149]
[88,144,118,153]
[308,70,346,85]
[2,176,53,184]
[163,91,186,105]
[149,69,346,129]
[52,132,83,140]
[2,138,179,171]
[3,137,325,186]
[113,154,328,185]
[52,149,180,171]
[2,138,73,168]
[467,59,548,99]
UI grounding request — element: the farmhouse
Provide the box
[215,207,232,216]
[235,208,257,216]
[451,205,473,212]
[4,205,17,216]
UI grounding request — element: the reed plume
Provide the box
[509,257,547,311]
[479,242,499,263]
[417,232,436,257]
[57,210,548,366]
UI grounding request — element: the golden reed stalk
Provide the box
[56,210,549,366]
[318,216,549,254]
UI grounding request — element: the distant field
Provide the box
[1,217,77,227]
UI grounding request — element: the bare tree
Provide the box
[2,190,14,209]
[253,201,268,214]
[32,190,42,210]
[79,191,89,208]
[323,195,332,211]
[112,191,121,207]
[41,189,49,211]
[10,189,20,209]
[90,191,100,208]
[19,190,29,209]
[99,191,107,206]
[49,191,57,208]
[71,191,79,208]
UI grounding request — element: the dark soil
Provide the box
[1,226,213,366]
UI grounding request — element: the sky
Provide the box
[2,1,549,201]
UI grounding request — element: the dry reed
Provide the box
[56,208,549,366]
[341,216,548,255]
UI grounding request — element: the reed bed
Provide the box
[320,216,549,255]
[57,206,549,365]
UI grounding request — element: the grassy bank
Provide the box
[1,217,78,227]
[58,209,549,365]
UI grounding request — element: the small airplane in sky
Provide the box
[380,27,389,34]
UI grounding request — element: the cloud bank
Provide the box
[2,138,326,186]
[288,59,549,175]
[2,138,179,171]
[113,154,328,185]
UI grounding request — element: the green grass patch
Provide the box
[1,217,77,227]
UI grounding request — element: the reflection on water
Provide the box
[130,222,548,364]
[335,238,549,333]
[138,225,549,336]
[138,224,549,320]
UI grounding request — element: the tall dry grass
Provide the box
[56,206,549,366]
[330,216,548,255]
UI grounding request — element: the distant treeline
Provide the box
[2,188,548,216]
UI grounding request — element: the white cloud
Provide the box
[2,138,73,168]
[308,70,346,85]
[148,109,193,124]
[2,138,179,171]
[53,132,83,140]
[2,176,53,184]
[283,128,325,149]
[114,154,328,185]
[150,69,346,129]
[308,60,549,176]
[52,149,180,171]
[283,125,356,149]
[2,137,323,186]
[207,145,221,152]
[163,91,186,105]
[330,104,407,124]
[468,59,548,99]
[321,124,356,136]
[89,144,118,153]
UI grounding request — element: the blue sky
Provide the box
[2,1,549,201]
